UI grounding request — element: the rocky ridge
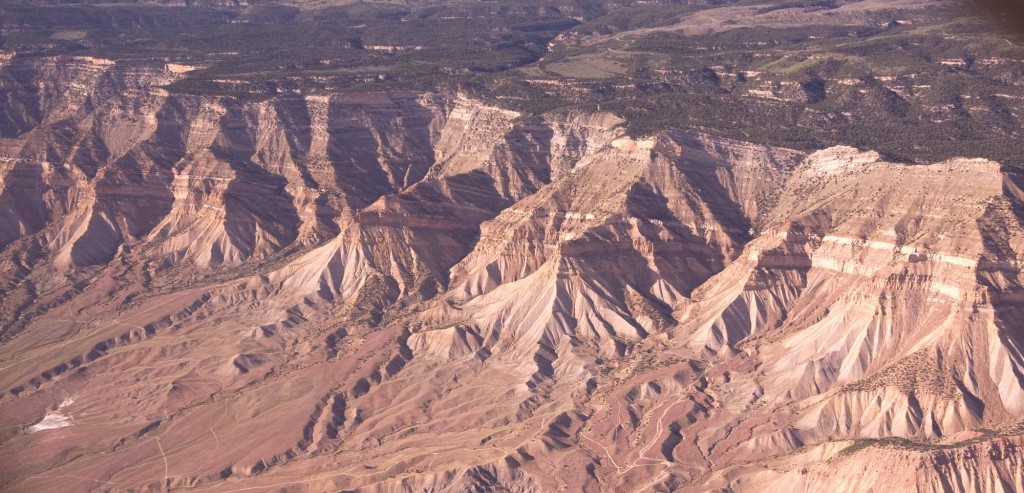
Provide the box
[1,54,1024,492]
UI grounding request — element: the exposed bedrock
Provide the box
[2,55,1024,493]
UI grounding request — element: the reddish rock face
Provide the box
[4,38,1024,493]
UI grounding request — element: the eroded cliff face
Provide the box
[2,55,1024,493]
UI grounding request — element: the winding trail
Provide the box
[582,433,625,474]
[185,370,228,477]
[154,437,170,491]
[611,363,716,479]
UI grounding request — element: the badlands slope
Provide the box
[2,55,1024,492]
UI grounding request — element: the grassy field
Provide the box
[543,54,629,79]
